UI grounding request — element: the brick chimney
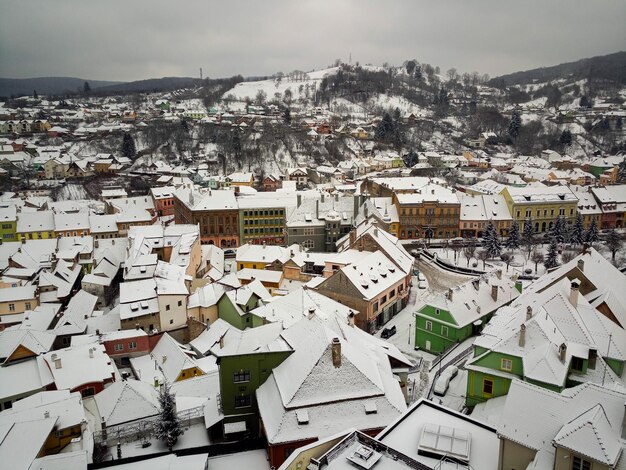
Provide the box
[559,343,567,362]
[570,279,581,307]
[577,259,584,272]
[331,337,341,368]
[519,323,526,347]
[447,288,453,300]
[526,306,532,321]
[491,284,498,302]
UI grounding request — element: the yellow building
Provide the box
[16,211,55,241]
[0,285,38,317]
[501,186,578,234]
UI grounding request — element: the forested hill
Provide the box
[491,51,626,86]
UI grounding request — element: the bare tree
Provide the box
[561,250,577,264]
[531,250,544,274]
[464,239,477,266]
[477,249,489,270]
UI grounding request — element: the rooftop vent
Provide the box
[296,409,309,425]
[346,445,382,470]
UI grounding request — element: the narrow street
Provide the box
[415,256,474,292]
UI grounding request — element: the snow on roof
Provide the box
[131,333,201,384]
[154,261,188,296]
[42,343,116,391]
[190,318,290,358]
[188,283,225,309]
[174,187,238,211]
[0,356,53,401]
[328,251,408,301]
[89,214,118,233]
[0,285,37,303]
[257,316,406,445]
[0,417,56,470]
[94,379,160,427]
[498,380,626,463]
[53,212,89,232]
[458,193,512,221]
[235,243,300,265]
[504,185,577,204]
[377,399,499,470]
[16,210,55,233]
[0,389,85,430]
[0,329,55,363]
[236,268,283,284]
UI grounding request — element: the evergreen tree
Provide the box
[83,81,91,94]
[505,221,520,250]
[375,113,394,141]
[33,89,38,99]
[571,213,584,245]
[544,237,559,270]
[121,133,136,159]
[584,218,599,245]
[283,107,291,124]
[482,221,502,258]
[551,216,566,244]
[604,229,622,262]
[559,129,572,147]
[522,218,535,256]
[618,157,626,183]
[392,107,401,123]
[154,383,182,451]
[508,110,522,141]
[414,65,422,81]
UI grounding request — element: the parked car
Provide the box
[445,365,459,379]
[433,373,452,396]
[417,272,426,282]
[418,280,427,289]
[381,325,397,339]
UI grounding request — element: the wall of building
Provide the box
[157,294,188,331]
[499,438,537,470]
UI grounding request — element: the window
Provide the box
[373,302,379,313]
[166,305,170,311]
[435,308,440,315]
[129,341,137,349]
[571,356,584,372]
[169,319,173,324]
[381,295,387,304]
[441,326,448,337]
[572,456,592,470]
[8,303,15,312]
[25,302,31,310]
[233,370,251,383]
[177,300,182,307]
[525,209,531,218]
[81,387,95,398]
[425,321,432,331]
[234,394,251,408]
[501,358,512,371]
[114,343,123,351]
[482,378,494,396]
[303,239,314,249]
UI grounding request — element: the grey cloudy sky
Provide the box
[1,0,624,81]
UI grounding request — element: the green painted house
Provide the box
[217,281,270,330]
[415,271,522,354]
[465,278,626,407]
[0,206,17,243]
[190,318,293,437]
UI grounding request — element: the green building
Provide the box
[415,271,521,354]
[190,318,293,437]
[238,194,294,246]
[217,282,269,330]
[0,206,17,243]
[465,278,626,407]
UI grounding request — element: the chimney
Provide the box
[373,227,379,237]
[447,288,453,300]
[491,284,498,302]
[315,200,319,219]
[348,311,356,327]
[353,194,359,217]
[89,348,94,358]
[94,239,99,248]
[519,323,526,347]
[577,259,584,272]
[331,337,341,368]
[321,193,325,203]
[96,329,101,336]
[526,306,532,321]
[297,194,302,208]
[54,358,62,369]
[335,193,339,202]
[44,411,50,419]
[162,355,167,364]
[496,269,502,280]
[570,279,581,307]
[349,228,356,247]
[308,307,316,320]
[559,343,567,362]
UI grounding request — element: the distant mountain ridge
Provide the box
[0,77,122,97]
[0,76,202,97]
[493,51,626,86]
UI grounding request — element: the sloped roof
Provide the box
[94,379,160,427]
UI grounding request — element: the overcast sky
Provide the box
[1,0,624,82]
